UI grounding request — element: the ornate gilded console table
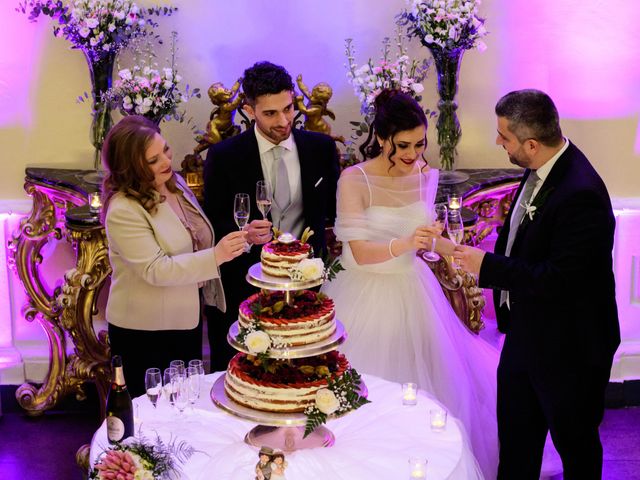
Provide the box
[8,168,111,418]
[7,167,522,416]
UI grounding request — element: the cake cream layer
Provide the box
[260,240,311,278]
[238,292,336,346]
[225,353,349,413]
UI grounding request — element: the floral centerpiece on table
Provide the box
[17,0,177,170]
[397,0,488,177]
[103,34,200,124]
[344,30,432,164]
[89,435,195,480]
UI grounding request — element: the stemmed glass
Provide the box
[169,359,185,375]
[163,367,178,407]
[256,181,272,220]
[234,193,251,253]
[447,209,465,269]
[234,193,250,230]
[172,374,189,415]
[423,203,447,262]
[186,366,201,409]
[144,367,162,409]
[188,359,205,379]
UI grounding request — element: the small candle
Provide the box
[447,194,461,210]
[430,408,447,432]
[402,382,418,406]
[408,458,427,479]
[88,192,102,213]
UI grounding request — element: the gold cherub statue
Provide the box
[295,74,345,144]
[194,78,243,153]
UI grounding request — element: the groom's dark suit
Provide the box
[203,127,339,372]
[479,141,620,479]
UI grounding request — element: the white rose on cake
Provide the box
[245,331,271,354]
[291,258,325,281]
[315,388,340,415]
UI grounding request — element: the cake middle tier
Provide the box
[238,290,336,347]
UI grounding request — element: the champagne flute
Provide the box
[234,193,250,230]
[186,366,200,409]
[169,359,185,375]
[447,209,465,269]
[172,374,189,415]
[423,203,447,262]
[144,367,162,409]
[163,367,177,407]
[188,359,205,380]
[256,181,272,219]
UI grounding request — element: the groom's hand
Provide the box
[453,245,485,275]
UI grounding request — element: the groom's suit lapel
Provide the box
[509,145,572,255]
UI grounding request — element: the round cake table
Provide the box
[89,373,482,479]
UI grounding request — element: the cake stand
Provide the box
[211,262,367,451]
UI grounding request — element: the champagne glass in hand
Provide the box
[144,368,162,408]
[447,209,464,269]
[234,193,250,230]
[423,203,447,262]
[256,181,272,219]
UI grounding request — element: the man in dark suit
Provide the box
[453,89,620,479]
[203,61,340,372]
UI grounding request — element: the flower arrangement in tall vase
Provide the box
[398,0,488,184]
[344,30,432,167]
[103,32,200,126]
[17,0,177,184]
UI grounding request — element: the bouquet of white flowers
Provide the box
[397,0,488,52]
[345,31,431,116]
[17,0,176,64]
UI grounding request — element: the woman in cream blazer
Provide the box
[102,116,246,396]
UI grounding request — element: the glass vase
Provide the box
[427,46,469,185]
[83,50,115,185]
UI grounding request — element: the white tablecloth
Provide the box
[90,373,481,479]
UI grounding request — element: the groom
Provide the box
[203,61,340,373]
[453,90,620,479]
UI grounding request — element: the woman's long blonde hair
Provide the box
[100,115,177,221]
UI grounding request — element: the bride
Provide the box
[321,89,499,479]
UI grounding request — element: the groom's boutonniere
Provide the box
[521,186,555,223]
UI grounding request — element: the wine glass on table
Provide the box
[169,359,185,375]
[423,203,447,262]
[163,367,178,407]
[234,193,250,252]
[144,367,162,409]
[186,366,201,410]
[172,374,189,416]
[446,209,464,269]
[256,181,272,219]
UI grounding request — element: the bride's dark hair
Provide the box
[359,89,428,169]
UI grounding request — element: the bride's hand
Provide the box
[413,226,441,250]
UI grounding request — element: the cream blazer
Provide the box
[105,175,225,331]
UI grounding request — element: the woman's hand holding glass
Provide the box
[214,230,248,264]
[423,204,447,261]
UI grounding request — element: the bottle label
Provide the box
[107,416,125,442]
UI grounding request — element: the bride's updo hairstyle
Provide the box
[359,89,428,169]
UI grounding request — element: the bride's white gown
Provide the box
[322,165,498,479]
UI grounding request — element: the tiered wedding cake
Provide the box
[215,229,368,439]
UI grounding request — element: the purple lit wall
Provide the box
[496,0,640,120]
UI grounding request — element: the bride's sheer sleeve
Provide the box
[333,167,372,243]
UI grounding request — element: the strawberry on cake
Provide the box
[238,290,336,347]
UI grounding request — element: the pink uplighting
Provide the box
[498,0,640,119]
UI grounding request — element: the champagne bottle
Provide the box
[106,355,134,444]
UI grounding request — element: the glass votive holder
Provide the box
[402,382,418,406]
[88,192,102,213]
[430,408,448,432]
[447,193,462,210]
[408,457,427,479]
